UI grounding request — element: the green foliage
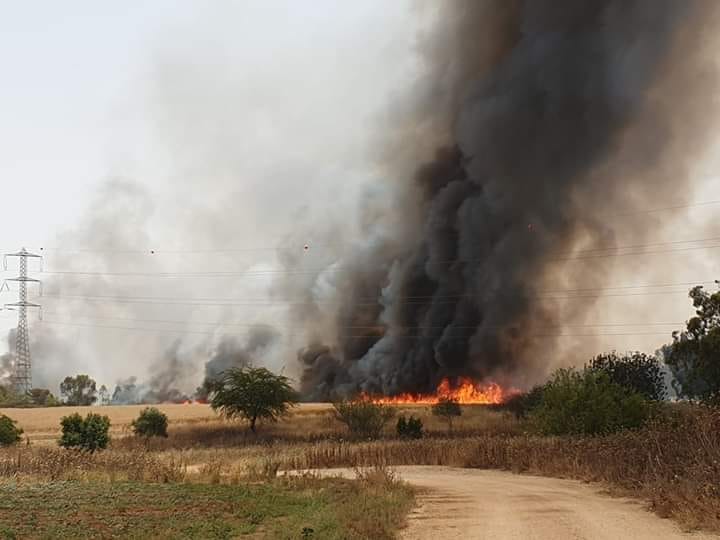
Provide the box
[209,367,299,433]
[59,413,110,452]
[588,351,666,401]
[0,414,23,446]
[396,415,423,439]
[431,397,462,432]
[504,385,545,419]
[60,374,98,406]
[531,368,650,435]
[665,285,720,402]
[333,400,396,439]
[131,407,169,439]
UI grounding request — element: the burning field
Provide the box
[363,378,518,405]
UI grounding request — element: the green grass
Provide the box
[0,476,414,539]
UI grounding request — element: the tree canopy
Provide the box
[665,285,720,402]
[208,367,299,433]
[60,374,98,406]
[588,351,666,401]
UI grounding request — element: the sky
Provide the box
[0,1,718,394]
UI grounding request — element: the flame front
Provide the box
[364,377,517,405]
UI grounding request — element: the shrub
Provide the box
[0,414,23,446]
[333,399,395,439]
[59,413,110,452]
[531,368,650,435]
[431,398,462,432]
[131,407,169,439]
[504,385,544,419]
[209,367,299,433]
[396,415,423,439]
[588,351,666,401]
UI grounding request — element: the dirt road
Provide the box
[389,466,716,540]
[308,466,715,539]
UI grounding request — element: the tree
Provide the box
[333,399,396,439]
[588,351,666,401]
[665,285,720,402]
[208,367,299,433]
[432,397,462,433]
[0,414,23,446]
[59,412,110,452]
[60,374,98,406]
[28,388,60,407]
[531,368,649,435]
[131,407,169,439]
[98,385,110,406]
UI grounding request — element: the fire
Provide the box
[364,377,518,405]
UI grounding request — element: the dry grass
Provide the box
[0,404,219,444]
[2,402,718,533]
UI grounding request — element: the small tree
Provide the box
[59,412,110,452]
[208,367,299,433]
[60,374,98,406]
[0,414,23,446]
[396,415,423,439]
[333,399,396,439]
[131,407,169,439]
[531,368,649,435]
[432,398,462,433]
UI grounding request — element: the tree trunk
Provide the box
[250,416,257,433]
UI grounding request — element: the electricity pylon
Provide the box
[3,248,42,394]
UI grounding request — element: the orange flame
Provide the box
[363,377,518,405]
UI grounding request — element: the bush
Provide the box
[504,385,544,419]
[431,398,462,432]
[333,399,395,439]
[396,415,423,439]
[131,407,169,439]
[588,351,666,401]
[59,413,110,452]
[531,368,650,435]
[0,414,23,446]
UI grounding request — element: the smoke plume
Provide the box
[293,0,720,399]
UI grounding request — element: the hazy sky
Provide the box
[0,0,426,388]
[0,2,718,392]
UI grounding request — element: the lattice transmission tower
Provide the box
[3,248,42,394]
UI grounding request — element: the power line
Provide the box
[27,240,720,278]
[35,311,686,330]
[36,319,674,339]
[12,198,720,256]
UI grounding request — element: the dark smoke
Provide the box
[197,325,280,397]
[297,0,720,399]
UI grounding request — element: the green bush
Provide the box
[59,413,110,452]
[333,400,395,439]
[131,407,169,438]
[0,414,23,446]
[396,415,423,439]
[431,398,462,432]
[531,368,650,435]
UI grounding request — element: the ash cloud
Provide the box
[294,0,720,399]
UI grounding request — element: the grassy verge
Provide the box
[0,473,413,540]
